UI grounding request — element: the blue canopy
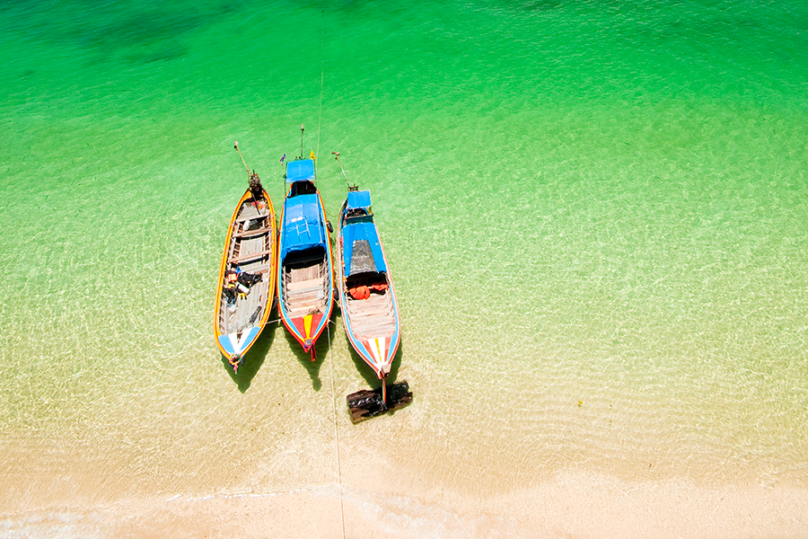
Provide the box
[346,190,371,210]
[343,220,387,277]
[281,194,326,258]
[286,159,315,183]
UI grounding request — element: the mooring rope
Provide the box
[316,10,325,171]
[316,13,345,537]
[326,317,347,539]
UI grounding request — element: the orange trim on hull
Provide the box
[213,187,277,360]
[276,189,335,358]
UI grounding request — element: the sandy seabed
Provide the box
[3,472,808,539]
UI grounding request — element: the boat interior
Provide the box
[289,179,318,197]
[344,208,371,221]
[218,200,273,336]
[343,271,396,338]
[282,246,330,318]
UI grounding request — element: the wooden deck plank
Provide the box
[232,248,273,264]
[287,278,322,291]
[234,226,273,239]
[236,211,269,223]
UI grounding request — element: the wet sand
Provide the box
[3,472,807,538]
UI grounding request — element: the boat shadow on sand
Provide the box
[329,302,403,390]
[219,314,403,397]
[220,320,279,393]
[282,321,342,392]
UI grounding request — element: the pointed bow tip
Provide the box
[228,355,242,373]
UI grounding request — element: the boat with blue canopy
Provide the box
[336,187,401,403]
[276,156,335,361]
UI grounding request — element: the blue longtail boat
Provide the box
[336,189,401,402]
[276,158,335,360]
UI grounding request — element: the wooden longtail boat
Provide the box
[277,158,335,360]
[336,189,401,403]
[214,165,277,373]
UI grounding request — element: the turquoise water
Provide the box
[2,0,808,527]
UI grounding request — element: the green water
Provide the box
[2,0,808,528]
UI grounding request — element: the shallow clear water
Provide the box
[1,0,807,526]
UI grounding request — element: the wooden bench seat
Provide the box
[232,249,273,264]
[287,278,323,292]
[234,226,273,239]
[236,212,269,223]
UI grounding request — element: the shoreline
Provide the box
[4,471,807,538]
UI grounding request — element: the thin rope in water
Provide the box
[315,14,345,536]
[316,10,324,172]
[326,317,347,539]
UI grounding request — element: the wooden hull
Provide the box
[277,191,335,356]
[214,188,277,371]
[336,204,401,380]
